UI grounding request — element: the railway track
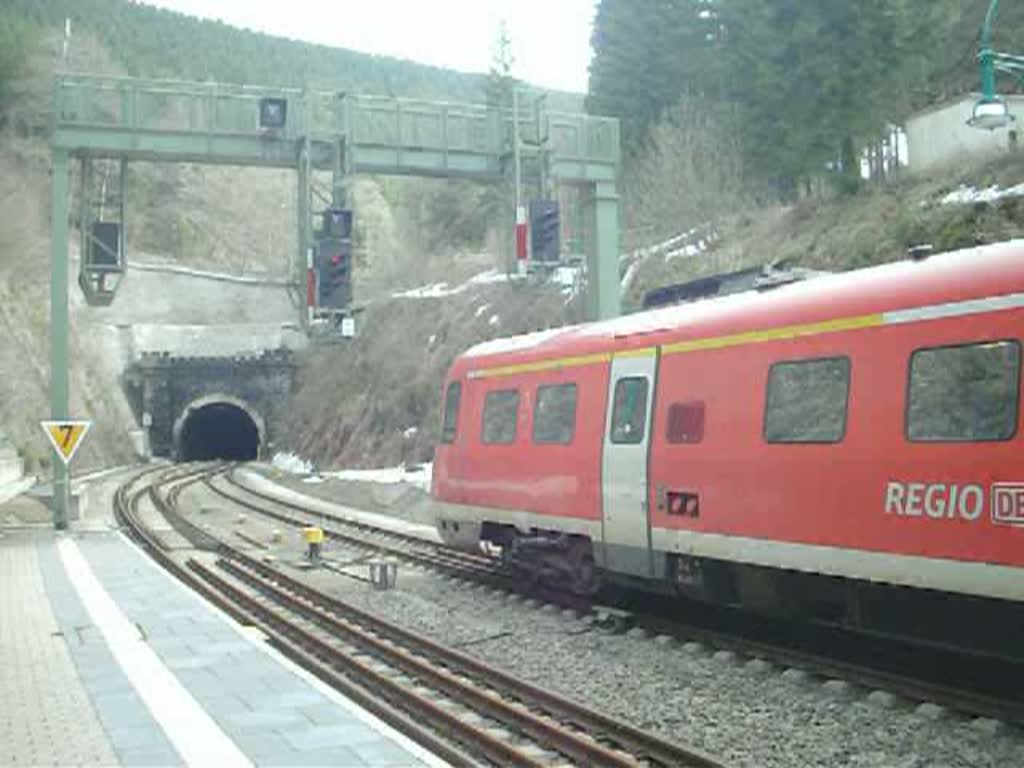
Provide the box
[209,467,1024,727]
[203,469,589,610]
[622,602,1024,729]
[209,470,498,574]
[629,598,1024,727]
[117,465,724,768]
[121,463,1023,742]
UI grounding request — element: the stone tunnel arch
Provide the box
[172,394,266,461]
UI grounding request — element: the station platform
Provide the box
[0,525,442,767]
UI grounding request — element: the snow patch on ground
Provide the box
[466,270,513,287]
[620,259,642,292]
[940,183,1024,205]
[326,463,433,492]
[390,282,457,299]
[550,265,583,302]
[392,265,583,302]
[272,452,433,491]
[665,240,708,262]
[271,452,314,475]
[619,226,716,289]
[236,468,441,541]
[391,269,512,299]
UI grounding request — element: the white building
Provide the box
[905,92,1024,173]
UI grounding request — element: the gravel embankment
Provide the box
[196,469,1024,768]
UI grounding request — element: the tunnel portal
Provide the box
[178,401,261,461]
[124,350,295,461]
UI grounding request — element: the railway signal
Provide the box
[529,199,560,263]
[315,208,353,310]
[316,239,352,308]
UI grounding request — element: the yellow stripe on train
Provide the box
[467,313,884,379]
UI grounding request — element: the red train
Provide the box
[431,242,1024,650]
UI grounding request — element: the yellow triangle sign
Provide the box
[41,420,92,464]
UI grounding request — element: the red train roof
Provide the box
[451,241,1024,379]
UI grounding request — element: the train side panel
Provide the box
[648,307,1024,597]
[434,363,608,528]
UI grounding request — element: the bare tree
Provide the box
[625,96,746,246]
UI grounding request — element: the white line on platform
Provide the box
[56,537,253,768]
[114,532,450,768]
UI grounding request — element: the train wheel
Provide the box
[567,539,600,596]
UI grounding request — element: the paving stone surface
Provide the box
[36,533,182,765]
[0,531,120,767]
[76,531,429,767]
[4,526,434,767]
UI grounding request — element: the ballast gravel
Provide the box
[188,478,1024,768]
[305,556,1024,768]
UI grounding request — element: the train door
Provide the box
[601,351,657,578]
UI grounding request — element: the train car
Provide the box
[430,242,1024,652]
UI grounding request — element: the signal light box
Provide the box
[315,237,352,309]
[258,97,287,130]
[529,199,561,263]
[323,208,353,239]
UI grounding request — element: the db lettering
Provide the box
[992,483,1024,526]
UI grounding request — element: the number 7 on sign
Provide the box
[41,420,92,464]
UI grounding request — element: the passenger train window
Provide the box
[440,382,461,443]
[482,389,520,444]
[906,341,1020,442]
[610,377,649,444]
[533,384,578,444]
[667,401,705,444]
[764,357,850,443]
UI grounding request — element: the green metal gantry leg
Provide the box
[297,138,311,329]
[49,149,71,529]
[586,180,622,321]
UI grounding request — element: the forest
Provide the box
[0,0,581,110]
[588,0,1024,208]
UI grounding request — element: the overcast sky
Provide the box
[140,0,598,93]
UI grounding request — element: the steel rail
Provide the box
[228,468,491,561]
[221,469,495,565]
[205,472,591,612]
[119,467,726,767]
[187,467,1021,725]
[114,468,484,767]
[204,474,502,577]
[635,609,1024,726]
[218,549,724,768]
[186,559,553,768]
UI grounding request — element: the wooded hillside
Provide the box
[3,0,583,110]
[588,1,1024,197]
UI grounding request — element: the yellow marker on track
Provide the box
[302,527,324,545]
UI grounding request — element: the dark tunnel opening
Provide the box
[178,402,260,461]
